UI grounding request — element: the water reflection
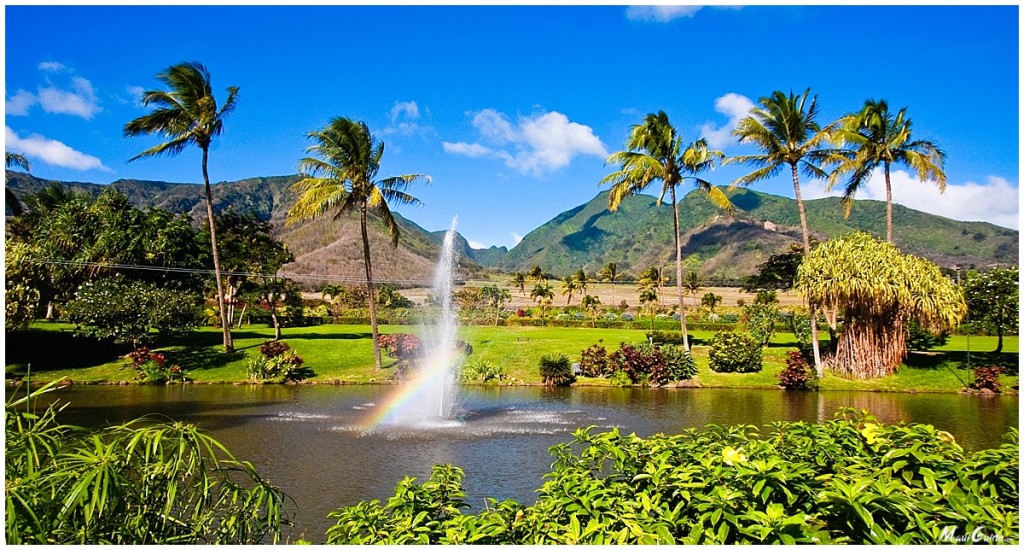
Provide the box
[8,384,1017,542]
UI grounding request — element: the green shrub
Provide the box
[708,331,763,373]
[906,318,950,351]
[660,344,697,381]
[247,342,312,382]
[786,313,813,347]
[608,370,632,387]
[539,354,575,386]
[322,409,1019,544]
[743,303,778,346]
[460,360,506,383]
[5,383,288,544]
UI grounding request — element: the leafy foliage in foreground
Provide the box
[324,409,1018,544]
[5,383,289,544]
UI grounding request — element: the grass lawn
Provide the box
[5,321,1018,393]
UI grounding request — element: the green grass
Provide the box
[5,322,1018,393]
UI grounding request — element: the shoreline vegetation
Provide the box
[6,322,1018,394]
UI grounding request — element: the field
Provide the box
[6,321,1017,393]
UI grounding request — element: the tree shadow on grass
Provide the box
[903,351,1019,374]
[165,346,244,372]
[5,328,130,375]
[283,332,372,341]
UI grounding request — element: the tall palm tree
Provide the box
[510,272,527,296]
[124,61,239,352]
[6,152,31,216]
[560,275,581,305]
[286,117,428,370]
[828,99,946,243]
[728,89,842,376]
[528,265,546,284]
[598,262,619,304]
[601,112,732,352]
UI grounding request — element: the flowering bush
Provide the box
[66,276,201,347]
[125,347,185,384]
[248,341,312,382]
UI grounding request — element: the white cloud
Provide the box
[467,239,487,250]
[699,92,755,149]
[6,90,37,115]
[511,232,524,245]
[5,126,109,171]
[802,168,1019,229]
[38,61,67,72]
[37,76,101,119]
[390,100,420,122]
[626,5,703,22]
[384,100,432,136]
[446,109,607,176]
[125,85,145,108]
[442,142,493,157]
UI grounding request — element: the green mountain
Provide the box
[498,187,1018,280]
[5,171,486,285]
[7,171,1016,283]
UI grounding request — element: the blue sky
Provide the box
[5,4,1020,248]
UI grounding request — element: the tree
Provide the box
[480,284,511,326]
[741,244,805,293]
[581,294,601,327]
[729,89,843,377]
[683,272,702,297]
[602,112,732,352]
[964,267,1019,353]
[6,152,30,216]
[5,241,42,331]
[286,117,429,370]
[209,210,294,328]
[530,282,554,317]
[700,292,722,312]
[796,232,965,379]
[241,277,304,341]
[598,262,619,302]
[638,287,659,330]
[510,272,527,296]
[636,267,666,306]
[574,269,590,297]
[560,275,581,305]
[528,265,546,284]
[829,99,946,243]
[124,61,239,352]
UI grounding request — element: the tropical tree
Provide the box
[602,112,732,351]
[574,269,590,297]
[683,272,702,297]
[638,287,659,330]
[963,266,1019,353]
[510,272,527,296]
[796,232,965,378]
[597,262,619,302]
[530,283,554,317]
[560,275,581,305]
[829,99,946,243]
[528,265,546,284]
[6,152,30,216]
[124,61,239,352]
[581,294,601,327]
[480,284,511,326]
[636,267,666,306]
[286,117,428,370]
[728,89,843,376]
[700,292,722,312]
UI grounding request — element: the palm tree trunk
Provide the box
[202,147,233,353]
[791,164,822,376]
[669,186,690,351]
[360,205,382,370]
[884,162,893,243]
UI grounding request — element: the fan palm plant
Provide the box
[602,112,732,351]
[728,89,843,376]
[286,117,428,370]
[124,61,239,352]
[828,99,946,243]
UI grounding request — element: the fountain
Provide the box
[369,217,463,427]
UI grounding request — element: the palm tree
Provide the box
[728,88,843,377]
[828,99,946,243]
[601,112,732,352]
[286,117,428,370]
[683,271,702,299]
[530,282,554,318]
[124,61,239,352]
[700,292,722,312]
[574,269,590,296]
[6,152,31,216]
[528,265,546,284]
[560,275,581,305]
[510,272,527,296]
[581,294,601,327]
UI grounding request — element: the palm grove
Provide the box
[5,61,1017,382]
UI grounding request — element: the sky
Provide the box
[4,4,1020,249]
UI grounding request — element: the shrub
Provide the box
[579,343,612,378]
[906,319,950,351]
[602,312,618,321]
[754,290,778,305]
[5,384,288,544]
[608,342,687,386]
[647,330,686,346]
[970,366,1003,393]
[778,350,816,390]
[323,409,1019,545]
[65,276,201,347]
[621,313,635,322]
[460,360,506,383]
[608,370,632,387]
[248,341,312,382]
[787,313,813,348]
[125,347,186,384]
[660,344,697,381]
[744,303,778,346]
[539,354,575,386]
[708,331,762,373]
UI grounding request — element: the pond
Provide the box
[9,384,1018,543]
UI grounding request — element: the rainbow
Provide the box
[365,353,458,428]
